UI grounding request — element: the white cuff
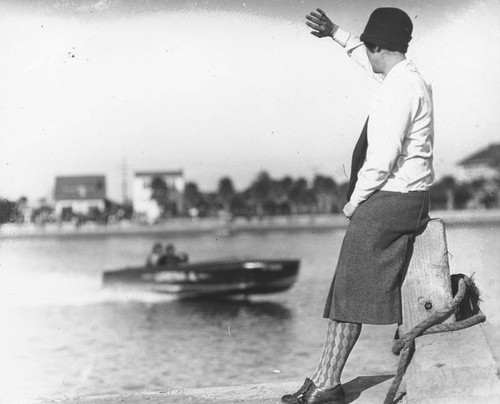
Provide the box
[332,27,351,47]
[348,195,362,208]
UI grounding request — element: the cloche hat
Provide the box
[360,8,413,53]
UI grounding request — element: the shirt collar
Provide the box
[384,59,414,80]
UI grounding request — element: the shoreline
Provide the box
[2,209,500,240]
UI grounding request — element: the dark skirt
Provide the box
[323,190,430,325]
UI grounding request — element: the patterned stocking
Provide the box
[310,320,362,390]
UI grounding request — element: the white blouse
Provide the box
[333,27,435,207]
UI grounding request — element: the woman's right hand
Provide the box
[306,8,337,38]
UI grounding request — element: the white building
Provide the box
[54,176,107,219]
[132,170,185,223]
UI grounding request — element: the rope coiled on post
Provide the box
[384,275,486,404]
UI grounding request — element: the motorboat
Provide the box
[102,259,300,298]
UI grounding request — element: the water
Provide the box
[0,223,499,403]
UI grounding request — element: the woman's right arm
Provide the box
[306,8,383,82]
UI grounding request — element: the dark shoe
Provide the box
[303,382,345,404]
[282,379,345,404]
[281,378,314,403]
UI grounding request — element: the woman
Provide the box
[282,7,434,404]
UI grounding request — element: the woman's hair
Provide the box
[364,41,381,53]
[364,41,405,55]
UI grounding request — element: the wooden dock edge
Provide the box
[36,375,396,404]
[406,323,500,403]
[401,218,500,403]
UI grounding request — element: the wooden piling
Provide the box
[400,219,454,336]
[400,218,500,403]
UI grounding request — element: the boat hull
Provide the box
[102,259,300,298]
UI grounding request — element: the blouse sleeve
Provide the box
[332,27,383,82]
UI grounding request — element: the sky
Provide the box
[0,0,499,202]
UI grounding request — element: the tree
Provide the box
[270,176,294,215]
[431,176,460,210]
[150,176,171,216]
[249,171,272,218]
[13,196,29,223]
[273,176,293,204]
[183,182,203,210]
[217,177,235,213]
[441,176,456,210]
[0,198,16,224]
[289,177,314,213]
[312,175,338,213]
[229,194,251,219]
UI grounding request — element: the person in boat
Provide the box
[145,242,163,267]
[281,7,434,404]
[157,243,189,266]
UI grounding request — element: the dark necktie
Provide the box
[346,117,369,201]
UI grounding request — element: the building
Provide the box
[54,175,107,220]
[457,143,500,182]
[132,170,185,223]
[457,144,500,209]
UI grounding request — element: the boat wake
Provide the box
[0,270,176,309]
